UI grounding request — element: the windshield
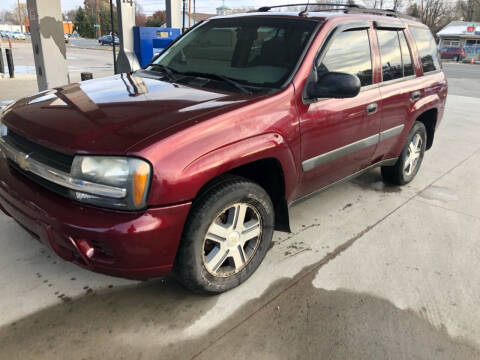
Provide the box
[146,17,318,93]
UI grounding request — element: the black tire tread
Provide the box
[174,175,274,294]
[381,121,427,185]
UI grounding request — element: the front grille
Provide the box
[8,159,71,198]
[4,130,74,173]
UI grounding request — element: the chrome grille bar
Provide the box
[0,137,127,199]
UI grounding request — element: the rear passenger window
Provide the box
[410,27,440,73]
[318,29,372,87]
[399,31,414,76]
[377,30,403,81]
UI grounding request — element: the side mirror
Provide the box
[307,72,361,99]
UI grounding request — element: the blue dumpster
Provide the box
[133,27,181,67]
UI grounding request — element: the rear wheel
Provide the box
[381,122,427,185]
[174,176,274,294]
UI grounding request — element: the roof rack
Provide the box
[251,3,416,20]
[254,3,359,14]
[346,7,415,20]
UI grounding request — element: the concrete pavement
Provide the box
[0,67,480,359]
[0,41,114,101]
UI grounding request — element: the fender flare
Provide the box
[181,132,299,203]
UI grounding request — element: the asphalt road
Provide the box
[0,58,480,359]
[442,63,480,97]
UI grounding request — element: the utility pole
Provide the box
[188,0,191,28]
[17,0,22,32]
[95,0,101,38]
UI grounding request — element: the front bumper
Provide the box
[0,157,191,280]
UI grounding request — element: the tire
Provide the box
[174,175,275,294]
[381,121,427,185]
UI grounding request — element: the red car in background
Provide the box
[440,46,466,61]
[0,5,448,293]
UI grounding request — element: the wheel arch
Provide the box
[194,158,291,233]
[415,108,438,150]
[183,133,297,233]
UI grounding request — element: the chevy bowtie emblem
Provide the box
[16,153,29,171]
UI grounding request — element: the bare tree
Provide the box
[0,10,17,24]
[392,0,404,10]
[13,2,28,28]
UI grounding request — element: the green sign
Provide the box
[94,24,100,28]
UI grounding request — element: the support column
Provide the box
[115,0,140,73]
[26,0,68,91]
[166,0,182,29]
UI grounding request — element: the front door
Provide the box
[297,25,382,198]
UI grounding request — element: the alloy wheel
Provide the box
[202,203,262,277]
[404,133,422,176]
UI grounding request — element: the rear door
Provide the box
[297,22,382,198]
[372,23,421,162]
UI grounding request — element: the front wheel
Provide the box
[381,122,427,185]
[174,176,274,294]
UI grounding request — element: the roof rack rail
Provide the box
[254,3,360,13]
[249,3,417,20]
[345,7,416,20]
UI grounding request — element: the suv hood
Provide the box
[2,74,254,155]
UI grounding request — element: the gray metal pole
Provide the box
[110,0,117,74]
[182,0,186,33]
[0,47,4,74]
[5,49,14,78]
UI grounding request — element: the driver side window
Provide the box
[318,29,373,87]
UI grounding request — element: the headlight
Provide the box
[71,156,152,210]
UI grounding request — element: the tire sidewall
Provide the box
[181,182,274,293]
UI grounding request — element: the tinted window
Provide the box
[318,29,372,87]
[410,27,440,73]
[399,31,414,76]
[377,30,403,81]
[149,18,317,91]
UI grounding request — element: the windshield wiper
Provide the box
[180,71,252,94]
[148,64,177,82]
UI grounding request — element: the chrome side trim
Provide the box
[0,137,127,199]
[302,125,405,172]
[379,124,404,142]
[302,133,379,172]
[291,157,399,207]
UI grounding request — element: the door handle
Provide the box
[411,91,421,100]
[366,103,378,115]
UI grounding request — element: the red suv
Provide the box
[0,5,447,293]
[439,46,466,62]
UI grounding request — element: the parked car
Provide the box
[64,33,70,43]
[0,5,447,294]
[439,46,466,61]
[1,30,12,39]
[98,34,119,45]
[11,31,26,40]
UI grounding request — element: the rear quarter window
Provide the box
[409,26,440,73]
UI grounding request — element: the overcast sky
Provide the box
[0,0,315,15]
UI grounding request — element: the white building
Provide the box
[437,21,480,49]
